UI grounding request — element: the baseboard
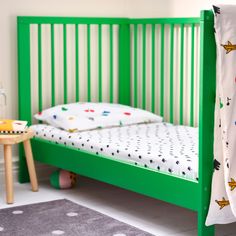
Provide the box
[0,158,56,185]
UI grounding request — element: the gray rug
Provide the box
[0,199,154,236]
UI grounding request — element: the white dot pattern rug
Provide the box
[0,199,153,236]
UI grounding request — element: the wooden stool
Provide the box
[0,128,38,204]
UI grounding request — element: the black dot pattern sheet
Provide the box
[31,123,198,181]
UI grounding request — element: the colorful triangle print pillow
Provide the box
[34,102,163,132]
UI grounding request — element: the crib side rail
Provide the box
[129,17,201,127]
[17,16,131,125]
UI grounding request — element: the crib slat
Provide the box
[160,24,165,117]
[87,24,91,102]
[75,24,79,102]
[179,24,184,125]
[142,24,146,110]
[118,23,131,106]
[151,24,155,113]
[98,24,102,102]
[51,24,55,107]
[110,24,113,103]
[63,24,67,104]
[169,24,174,123]
[38,24,42,112]
[190,23,195,127]
[133,24,138,108]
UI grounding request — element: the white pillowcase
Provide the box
[34,102,163,132]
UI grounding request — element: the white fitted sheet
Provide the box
[31,123,198,181]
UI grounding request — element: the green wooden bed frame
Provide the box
[17,10,216,236]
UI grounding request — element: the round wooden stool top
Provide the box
[0,128,34,145]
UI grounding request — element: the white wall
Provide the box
[0,0,211,182]
[169,0,210,17]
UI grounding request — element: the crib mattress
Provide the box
[31,123,198,181]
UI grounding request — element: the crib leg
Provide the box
[198,212,214,236]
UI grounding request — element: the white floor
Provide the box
[0,176,236,236]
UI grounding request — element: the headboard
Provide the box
[17,16,200,127]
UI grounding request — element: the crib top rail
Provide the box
[17,16,129,24]
[130,17,200,24]
[18,16,200,24]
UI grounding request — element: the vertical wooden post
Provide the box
[169,24,174,123]
[63,24,68,104]
[190,23,195,127]
[160,24,165,117]
[118,22,131,106]
[51,24,55,107]
[87,24,91,102]
[198,10,216,236]
[142,24,146,110]
[17,17,31,183]
[110,24,114,103]
[179,24,184,125]
[98,24,102,102]
[75,24,80,102]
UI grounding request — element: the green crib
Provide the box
[17,10,216,236]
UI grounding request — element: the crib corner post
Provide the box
[18,17,32,183]
[198,10,216,236]
[197,212,214,236]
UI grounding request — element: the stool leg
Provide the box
[23,140,38,192]
[4,145,13,204]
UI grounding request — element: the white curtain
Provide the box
[206,4,236,226]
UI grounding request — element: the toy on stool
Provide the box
[50,169,77,189]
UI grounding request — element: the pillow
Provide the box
[34,102,163,132]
